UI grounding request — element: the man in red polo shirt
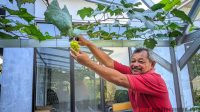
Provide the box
[70,35,173,112]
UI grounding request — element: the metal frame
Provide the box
[179,38,200,70]
[182,30,200,43]
[183,43,195,108]
[99,48,106,112]
[100,77,105,112]
[32,48,37,112]
[70,54,75,112]
[0,39,170,47]
[169,47,183,112]
[39,52,70,59]
[150,51,172,72]
[37,62,69,68]
[37,58,69,64]
[140,0,154,8]
[176,0,200,45]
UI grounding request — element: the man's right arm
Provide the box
[77,35,114,69]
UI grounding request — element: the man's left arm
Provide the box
[70,49,130,88]
[87,60,130,88]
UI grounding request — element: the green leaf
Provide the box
[144,38,157,49]
[0,18,10,24]
[0,31,18,39]
[3,7,35,22]
[75,24,94,30]
[132,8,145,12]
[113,8,123,16]
[122,28,136,39]
[77,7,94,19]
[44,32,53,39]
[169,30,182,37]
[97,4,105,11]
[87,30,100,38]
[44,0,73,36]
[99,30,112,40]
[120,0,133,8]
[170,40,176,48]
[21,24,47,41]
[9,0,14,3]
[151,3,165,11]
[110,32,120,39]
[4,24,24,32]
[160,0,181,11]
[189,25,200,32]
[171,9,192,25]
[16,0,36,8]
[133,2,142,7]
[155,12,166,21]
[167,22,181,30]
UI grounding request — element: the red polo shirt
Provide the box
[114,61,172,112]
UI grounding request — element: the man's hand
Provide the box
[75,35,91,46]
[70,48,91,66]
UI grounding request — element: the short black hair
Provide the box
[132,48,154,62]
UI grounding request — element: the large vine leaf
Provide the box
[169,30,182,38]
[121,0,142,8]
[4,24,24,32]
[97,4,106,11]
[44,0,73,36]
[77,7,94,20]
[160,0,181,11]
[171,9,193,25]
[0,18,11,24]
[21,24,52,41]
[144,38,157,49]
[16,0,36,8]
[151,3,165,11]
[3,7,34,23]
[167,22,181,30]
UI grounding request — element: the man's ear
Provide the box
[151,61,156,67]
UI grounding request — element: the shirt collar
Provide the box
[146,69,155,74]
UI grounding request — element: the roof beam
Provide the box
[37,57,69,64]
[150,51,172,72]
[140,0,154,8]
[84,0,121,6]
[0,39,170,47]
[182,29,200,43]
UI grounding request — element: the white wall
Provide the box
[0,48,34,112]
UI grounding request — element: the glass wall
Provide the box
[102,47,130,111]
[35,47,102,112]
[74,47,101,112]
[187,49,200,111]
[36,55,47,107]
[35,48,71,112]
[0,48,3,76]
[0,48,3,96]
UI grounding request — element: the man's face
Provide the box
[130,51,154,75]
